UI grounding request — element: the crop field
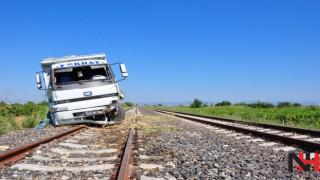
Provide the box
[0,102,48,134]
[155,105,320,130]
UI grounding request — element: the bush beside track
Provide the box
[0,102,48,134]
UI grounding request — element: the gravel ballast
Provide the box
[0,126,71,153]
[134,108,319,179]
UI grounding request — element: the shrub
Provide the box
[190,99,202,108]
[292,103,301,107]
[215,101,231,106]
[124,102,134,107]
[277,102,291,108]
[247,102,274,108]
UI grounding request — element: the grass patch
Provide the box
[0,115,43,135]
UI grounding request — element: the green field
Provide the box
[155,106,320,130]
[1,101,319,134]
[0,102,48,134]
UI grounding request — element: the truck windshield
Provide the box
[54,65,112,85]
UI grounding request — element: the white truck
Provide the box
[36,53,128,126]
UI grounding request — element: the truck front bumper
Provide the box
[52,104,119,126]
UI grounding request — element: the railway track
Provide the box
[0,110,138,179]
[2,107,317,179]
[155,109,320,152]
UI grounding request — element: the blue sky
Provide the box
[0,0,319,105]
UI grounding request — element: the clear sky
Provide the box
[0,0,319,105]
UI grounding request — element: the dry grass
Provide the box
[102,112,184,135]
[116,113,137,128]
[15,116,26,128]
[134,115,184,135]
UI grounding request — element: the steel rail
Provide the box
[0,125,86,168]
[156,110,320,152]
[0,108,134,173]
[117,127,134,180]
[154,109,320,137]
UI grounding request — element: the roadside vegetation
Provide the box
[0,100,135,134]
[154,99,320,130]
[0,101,48,134]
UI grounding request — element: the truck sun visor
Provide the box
[55,68,73,73]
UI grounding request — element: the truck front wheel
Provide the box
[109,105,126,123]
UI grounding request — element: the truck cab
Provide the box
[36,54,128,126]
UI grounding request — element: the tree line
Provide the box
[189,99,305,109]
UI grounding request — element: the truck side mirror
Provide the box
[36,73,42,89]
[120,64,128,78]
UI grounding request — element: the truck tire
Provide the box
[111,105,126,123]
